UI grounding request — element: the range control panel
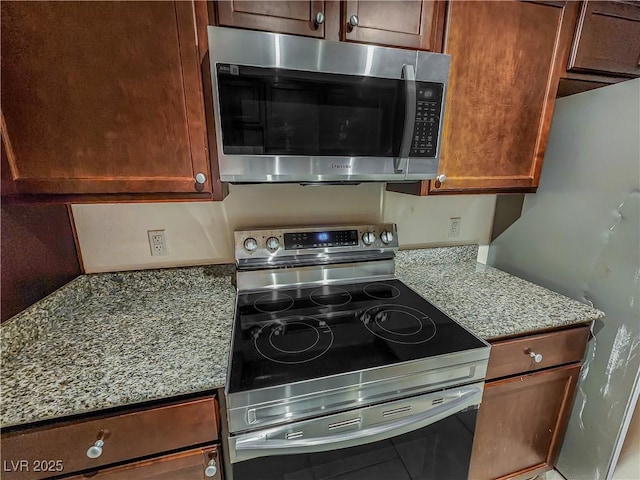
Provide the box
[410,82,444,158]
[235,224,399,262]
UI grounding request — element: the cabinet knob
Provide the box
[195,172,207,185]
[528,350,543,363]
[86,439,104,459]
[348,14,359,29]
[204,459,218,477]
[314,11,325,28]
[434,174,447,189]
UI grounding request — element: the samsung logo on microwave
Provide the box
[330,164,351,169]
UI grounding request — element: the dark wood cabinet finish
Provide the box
[1,1,221,198]
[0,397,219,480]
[342,1,445,51]
[430,1,577,194]
[68,445,223,480]
[486,325,590,381]
[216,1,335,39]
[568,0,640,78]
[469,364,581,480]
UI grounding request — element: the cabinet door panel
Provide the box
[469,364,581,480]
[216,1,326,38]
[429,1,575,193]
[343,0,445,51]
[0,1,211,195]
[568,0,640,78]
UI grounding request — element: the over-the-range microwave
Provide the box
[208,26,450,183]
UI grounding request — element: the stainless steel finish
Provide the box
[380,230,394,244]
[236,259,396,292]
[195,172,207,184]
[396,64,416,174]
[243,238,258,253]
[361,231,376,245]
[235,224,398,267]
[314,11,325,27]
[226,347,489,434]
[86,439,104,459]
[204,460,218,477]
[229,382,484,463]
[208,27,450,183]
[265,236,280,252]
[348,14,359,28]
[529,350,543,363]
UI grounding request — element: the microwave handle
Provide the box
[395,64,416,173]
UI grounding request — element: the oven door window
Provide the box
[216,64,405,157]
[232,408,477,480]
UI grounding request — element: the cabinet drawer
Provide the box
[1,396,218,480]
[68,445,222,480]
[486,326,590,381]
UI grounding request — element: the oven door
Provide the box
[229,382,483,480]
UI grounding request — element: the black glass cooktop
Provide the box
[228,279,486,394]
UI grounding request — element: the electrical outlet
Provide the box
[148,230,167,256]
[448,217,461,238]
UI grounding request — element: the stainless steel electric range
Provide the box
[224,224,490,480]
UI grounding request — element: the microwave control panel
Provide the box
[410,82,444,158]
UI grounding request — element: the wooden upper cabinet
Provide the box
[568,0,640,78]
[427,1,576,194]
[216,1,331,38]
[342,1,445,51]
[1,1,222,198]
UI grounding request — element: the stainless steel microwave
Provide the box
[208,26,450,183]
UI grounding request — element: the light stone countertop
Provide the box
[0,247,603,428]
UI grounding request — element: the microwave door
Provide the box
[214,65,410,182]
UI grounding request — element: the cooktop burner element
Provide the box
[361,304,437,344]
[253,292,294,313]
[309,285,352,306]
[254,317,334,364]
[363,282,401,299]
[229,278,486,394]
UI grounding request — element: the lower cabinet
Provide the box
[469,326,590,480]
[67,445,222,480]
[0,395,220,480]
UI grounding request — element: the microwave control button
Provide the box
[244,238,258,252]
[380,231,394,245]
[362,232,376,246]
[266,236,280,252]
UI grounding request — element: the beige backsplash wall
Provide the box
[72,184,496,273]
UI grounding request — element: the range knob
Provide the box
[362,232,376,246]
[380,231,394,245]
[243,237,258,252]
[266,236,280,252]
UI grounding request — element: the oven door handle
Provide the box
[395,64,416,174]
[231,384,483,463]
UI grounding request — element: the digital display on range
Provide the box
[284,230,358,250]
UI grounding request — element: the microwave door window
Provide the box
[216,65,404,157]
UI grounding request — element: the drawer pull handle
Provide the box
[528,350,543,363]
[86,439,104,459]
[204,459,218,477]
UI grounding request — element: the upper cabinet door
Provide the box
[568,0,640,78]
[1,1,215,196]
[216,1,328,38]
[429,1,575,194]
[342,0,445,51]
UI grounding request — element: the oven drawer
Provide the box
[486,325,590,381]
[1,396,218,480]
